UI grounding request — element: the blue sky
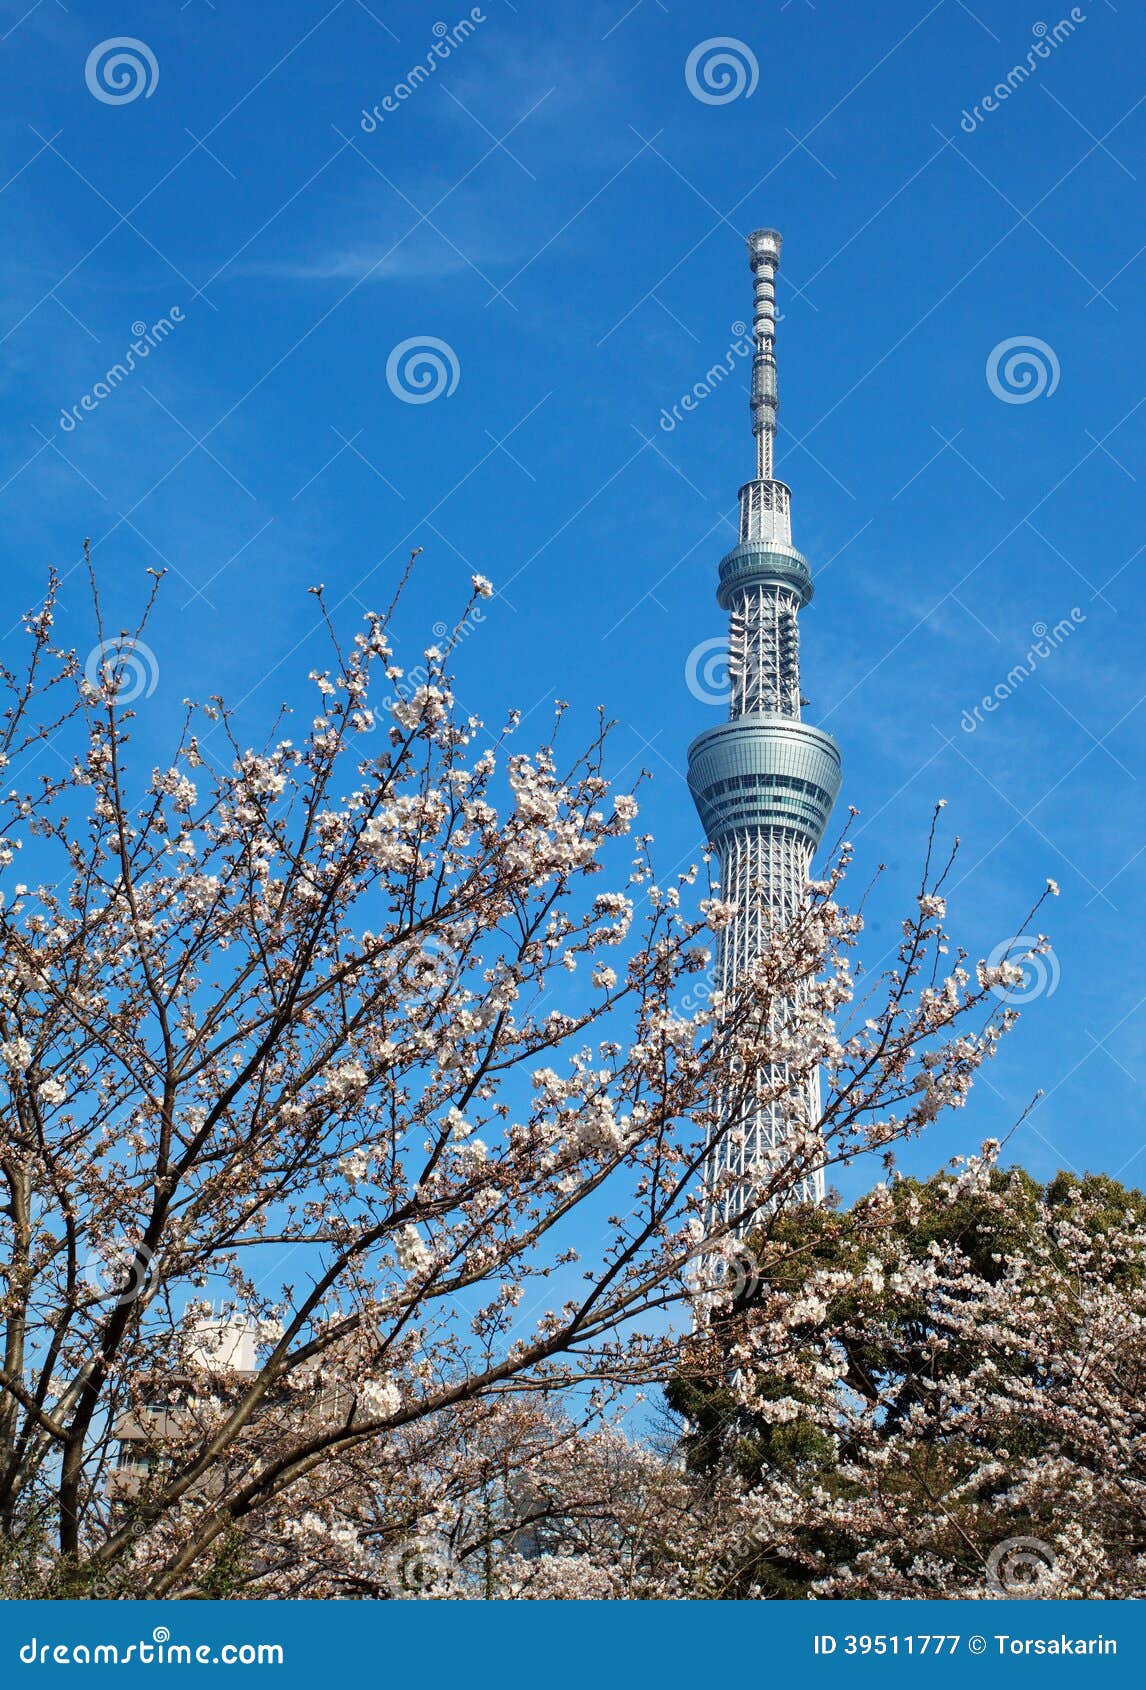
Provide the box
[1,0,1144,1201]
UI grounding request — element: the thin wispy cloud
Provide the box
[240,241,486,284]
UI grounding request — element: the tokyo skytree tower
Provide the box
[686,230,842,1232]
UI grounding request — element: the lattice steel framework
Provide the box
[686,230,842,1235]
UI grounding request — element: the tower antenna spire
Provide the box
[686,229,843,1239]
[747,228,782,480]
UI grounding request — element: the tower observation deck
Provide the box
[686,230,842,1232]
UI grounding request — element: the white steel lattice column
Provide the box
[728,584,802,718]
[708,829,823,1230]
[686,229,842,1240]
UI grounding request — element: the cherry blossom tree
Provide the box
[0,558,1017,1598]
[668,1153,1146,1599]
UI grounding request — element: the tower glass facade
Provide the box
[686,231,842,1233]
